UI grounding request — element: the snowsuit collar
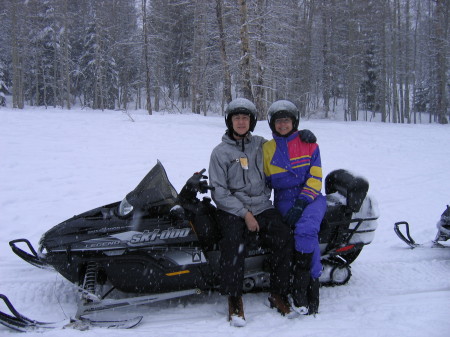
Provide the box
[272,130,299,143]
[271,131,300,173]
[222,132,253,151]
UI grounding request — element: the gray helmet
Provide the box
[267,100,299,133]
[225,98,257,135]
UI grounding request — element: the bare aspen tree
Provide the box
[404,0,411,123]
[142,0,152,115]
[191,0,208,114]
[433,0,448,124]
[304,1,315,116]
[289,0,314,117]
[215,0,232,107]
[52,19,58,109]
[321,0,332,118]
[254,0,267,120]
[11,1,25,109]
[94,14,104,110]
[411,0,422,124]
[62,0,71,109]
[397,0,405,124]
[378,0,388,122]
[391,0,399,123]
[346,0,359,121]
[237,0,254,101]
[191,1,200,114]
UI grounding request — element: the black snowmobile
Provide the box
[1,161,378,331]
[394,205,450,248]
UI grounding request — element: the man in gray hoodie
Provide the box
[208,98,294,327]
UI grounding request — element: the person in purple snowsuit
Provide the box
[263,100,326,315]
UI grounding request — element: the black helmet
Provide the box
[225,98,257,136]
[267,100,299,134]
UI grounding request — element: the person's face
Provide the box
[232,114,251,137]
[274,117,293,135]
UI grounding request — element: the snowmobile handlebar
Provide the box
[184,169,215,193]
[178,169,214,205]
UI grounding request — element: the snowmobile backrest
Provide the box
[325,169,369,213]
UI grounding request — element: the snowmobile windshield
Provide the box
[124,160,178,211]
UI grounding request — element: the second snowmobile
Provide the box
[2,161,378,331]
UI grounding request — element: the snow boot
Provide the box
[268,293,298,318]
[291,252,313,315]
[289,297,309,315]
[307,277,320,315]
[228,296,246,327]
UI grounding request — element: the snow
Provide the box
[0,106,449,337]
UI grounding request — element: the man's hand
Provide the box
[298,129,317,143]
[244,212,260,232]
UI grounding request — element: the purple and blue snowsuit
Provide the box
[263,131,326,279]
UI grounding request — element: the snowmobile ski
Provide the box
[76,288,201,317]
[9,239,53,270]
[394,221,420,248]
[394,221,448,249]
[0,294,142,332]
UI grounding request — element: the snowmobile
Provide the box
[394,205,450,248]
[1,161,378,332]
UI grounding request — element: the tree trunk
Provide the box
[379,0,388,122]
[434,0,448,124]
[404,0,411,123]
[142,0,152,115]
[254,0,267,121]
[62,0,71,110]
[215,0,232,106]
[391,0,399,123]
[321,0,331,118]
[411,0,422,124]
[11,1,24,109]
[237,0,253,100]
[347,1,358,121]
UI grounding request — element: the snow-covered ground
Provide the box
[0,106,449,337]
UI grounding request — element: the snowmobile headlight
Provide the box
[118,197,133,216]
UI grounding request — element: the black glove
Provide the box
[284,198,309,227]
[184,169,209,193]
[298,129,317,143]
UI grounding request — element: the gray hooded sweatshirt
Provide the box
[208,132,273,218]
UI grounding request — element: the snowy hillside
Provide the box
[0,107,449,337]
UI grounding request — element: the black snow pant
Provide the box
[292,251,320,314]
[216,208,293,297]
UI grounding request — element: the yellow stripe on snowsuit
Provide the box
[310,166,322,179]
[263,139,287,176]
[306,177,322,192]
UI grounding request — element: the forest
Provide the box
[0,0,448,124]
